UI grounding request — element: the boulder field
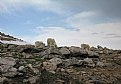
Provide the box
[0,41,121,84]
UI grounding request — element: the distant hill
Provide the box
[0,32,29,45]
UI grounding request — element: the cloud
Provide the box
[1,0,121,19]
[24,21,121,49]
[0,0,63,14]
[66,11,98,28]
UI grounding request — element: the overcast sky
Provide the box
[0,0,121,49]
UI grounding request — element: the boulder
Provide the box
[59,47,70,55]
[0,57,18,77]
[0,77,8,84]
[0,57,16,66]
[81,44,90,51]
[35,41,45,49]
[47,38,57,48]
[96,62,105,67]
[2,67,17,77]
[87,51,99,58]
[69,46,87,56]
[63,57,82,67]
[49,58,62,66]
[42,48,60,55]
[83,58,95,67]
[97,45,103,50]
[43,61,57,72]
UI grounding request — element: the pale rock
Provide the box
[49,58,62,66]
[0,57,16,66]
[43,61,57,71]
[18,66,25,71]
[83,58,95,67]
[96,62,105,67]
[59,47,70,55]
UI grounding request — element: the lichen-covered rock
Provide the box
[81,44,90,51]
[47,38,57,48]
[35,41,45,49]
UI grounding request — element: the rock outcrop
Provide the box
[0,39,121,84]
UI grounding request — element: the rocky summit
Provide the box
[0,38,121,84]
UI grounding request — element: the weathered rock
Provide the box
[47,38,57,48]
[0,77,8,84]
[18,66,25,71]
[42,48,60,55]
[35,41,45,49]
[43,61,57,72]
[81,44,90,51]
[42,54,62,59]
[97,45,103,50]
[0,57,16,66]
[96,62,105,67]
[27,64,39,74]
[63,57,82,67]
[83,58,95,67]
[114,57,121,65]
[59,47,70,55]
[49,58,62,66]
[16,45,34,52]
[87,51,99,57]
[69,46,87,56]
[2,66,18,77]
[28,76,39,84]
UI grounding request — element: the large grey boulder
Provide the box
[0,57,18,77]
[42,48,60,55]
[69,46,87,56]
[0,57,16,66]
[63,57,83,67]
[49,58,62,66]
[59,47,70,55]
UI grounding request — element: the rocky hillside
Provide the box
[0,32,28,45]
[0,38,121,84]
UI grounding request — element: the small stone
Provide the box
[18,66,25,71]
